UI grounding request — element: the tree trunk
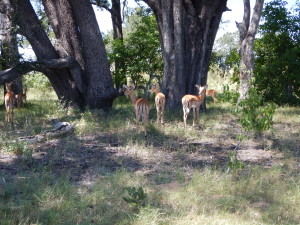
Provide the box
[0,0,117,110]
[237,0,264,102]
[0,0,22,95]
[69,0,117,109]
[111,0,123,40]
[143,0,229,108]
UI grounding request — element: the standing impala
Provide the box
[149,84,165,124]
[123,84,150,136]
[4,83,16,125]
[182,85,207,128]
[15,87,28,107]
[206,88,218,103]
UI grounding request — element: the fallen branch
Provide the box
[18,120,75,144]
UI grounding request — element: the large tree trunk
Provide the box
[0,0,117,110]
[69,0,117,109]
[237,0,264,102]
[0,0,22,95]
[143,0,228,108]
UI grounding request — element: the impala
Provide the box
[15,87,27,107]
[182,85,207,128]
[149,84,165,124]
[123,84,150,136]
[206,88,218,103]
[4,83,16,125]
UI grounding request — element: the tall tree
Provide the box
[0,0,117,110]
[142,0,229,108]
[236,0,264,102]
[0,0,22,95]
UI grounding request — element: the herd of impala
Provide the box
[3,82,217,135]
[122,83,218,136]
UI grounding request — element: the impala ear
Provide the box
[195,84,200,89]
[122,84,128,89]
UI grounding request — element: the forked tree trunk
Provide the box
[0,0,117,110]
[237,0,264,102]
[143,0,229,108]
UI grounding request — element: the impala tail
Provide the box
[123,84,150,136]
[181,85,207,128]
[150,84,165,123]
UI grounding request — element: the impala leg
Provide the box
[156,105,160,123]
[143,111,149,137]
[161,104,165,124]
[196,107,200,125]
[183,110,188,128]
[192,108,196,127]
[6,110,9,123]
[135,111,140,132]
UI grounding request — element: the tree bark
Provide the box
[69,0,117,109]
[0,0,22,95]
[143,0,229,108]
[237,0,264,102]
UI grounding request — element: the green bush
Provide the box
[219,84,240,103]
[234,87,276,138]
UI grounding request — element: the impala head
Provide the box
[5,83,13,92]
[122,84,136,96]
[149,84,158,93]
[195,84,207,95]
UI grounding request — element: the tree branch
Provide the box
[248,0,264,37]
[0,57,80,85]
[90,0,112,13]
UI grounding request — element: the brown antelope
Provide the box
[4,83,16,125]
[182,85,207,128]
[206,89,218,103]
[15,87,27,107]
[149,84,165,124]
[123,84,150,136]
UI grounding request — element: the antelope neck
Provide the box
[129,93,137,104]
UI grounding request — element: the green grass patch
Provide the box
[0,88,299,224]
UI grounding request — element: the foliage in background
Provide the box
[219,84,240,103]
[211,31,240,72]
[254,0,300,105]
[104,7,163,87]
[209,32,240,93]
[24,72,52,92]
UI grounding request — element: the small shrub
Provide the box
[123,186,147,207]
[234,87,276,138]
[227,151,244,172]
